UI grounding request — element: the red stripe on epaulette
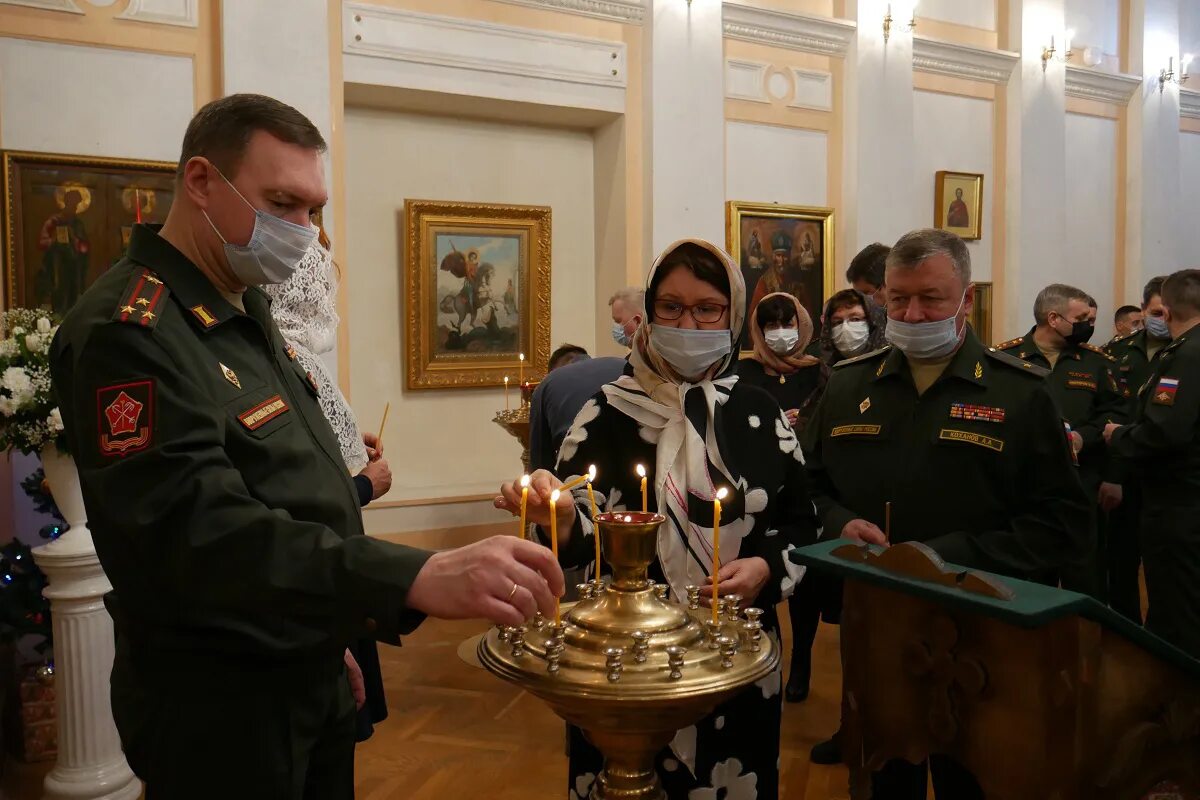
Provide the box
[113,269,169,329]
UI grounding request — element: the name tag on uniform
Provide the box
[939,428,1004,452]
[1066,379,1097,391]
[238,395,289,430]
[830,424,881,437]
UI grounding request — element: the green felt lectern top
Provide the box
[790,540,1200,800]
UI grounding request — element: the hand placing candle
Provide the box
[495,470,578,535]
[712,487,727,624]
[636,464,647,513]
[549,488,562,625]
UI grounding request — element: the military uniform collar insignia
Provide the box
[127,223,240,333]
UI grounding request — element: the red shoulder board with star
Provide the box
[112,269,169,329]
[96,380,154,457]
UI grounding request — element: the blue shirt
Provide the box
[529,355,627,471]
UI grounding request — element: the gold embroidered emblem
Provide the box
[831,424,882,437]
[974,362,983,379]
[876,360,885,377]
[135,297,151,307]
[859,397,871,414]
[220,362,241,389]
[190,305,218,328]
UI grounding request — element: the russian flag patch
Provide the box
[1153,377,1180,406]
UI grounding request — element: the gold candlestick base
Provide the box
[493,407,531,472]
[479,512,777,800]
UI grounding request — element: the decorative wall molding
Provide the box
[1181,88,1200,120]
[912,35,1018,85]
[116,0,198,28]
[722,2,856,58]
[1064,65,1142,105]
[725,58,769,104]
[789,67,832,111]
[0,0,82,12]
[489,0,643,24]
[344,3,626,90]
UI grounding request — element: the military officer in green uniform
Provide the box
[50,94,564,799]
[1101,276,1170,622]
[993,283,1128,596]
[1106,269,1200,659]
[802,228,1088,800]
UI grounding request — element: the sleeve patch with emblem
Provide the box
[1152,377,1179,406]
[97,380,154,456]
[238,395,289,430]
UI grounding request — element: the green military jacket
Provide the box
[51,225,430,662]
[1110,323,1200,504]
[1104,329,1171,483]
[994,329,1128,476]
[801,329,1089,579]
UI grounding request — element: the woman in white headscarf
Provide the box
[497,239,819,800]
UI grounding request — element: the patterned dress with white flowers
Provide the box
[548,377,821,800]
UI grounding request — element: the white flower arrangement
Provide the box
[0,308,65,456]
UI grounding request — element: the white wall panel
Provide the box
[1182,132,1200,267]
[725,121,828,207]
[1065,0,1119,58]
[1064,113,1119,339]
[918,0,996,31]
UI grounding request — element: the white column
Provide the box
[644,0,725,254]
[35,541,139,800]
[1002,0,1068,336]
[1124,0,1183,299]
[842,0,921,258]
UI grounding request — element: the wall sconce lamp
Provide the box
[1041,29,1074,72]
[883,3,916,44]
[1159,55,1192,92]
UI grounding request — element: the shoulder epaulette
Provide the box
[833,345,892,369]
[1081,342,1117,361]
[993,337,1023,350]
[985,346,1050,377]
[111,268,169,330]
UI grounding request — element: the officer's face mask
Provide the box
[1145,313,1171,340]
[1052,313,1095,346]
[764,326,800,355]
[203,167,318,286]
[651,324,732,381]
[884,289,968,360]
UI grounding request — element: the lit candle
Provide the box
[636,464,647,513]
[519,352,525,386]
[585,465,600,580]
[519,474,530,540]
[550,488,562,625]
[504,376,510,411]
[712,487,727,624]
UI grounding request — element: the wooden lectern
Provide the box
[790,540,1200,800]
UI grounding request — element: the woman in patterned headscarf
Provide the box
[497,239,820,800]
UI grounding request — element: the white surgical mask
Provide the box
[832,320,870,356]
[764,327,799,355]
[884,291,968,360]
[651,323,731,380]
[612,321,633,348]
[203,168,317,286]
[1145,314,1171,340]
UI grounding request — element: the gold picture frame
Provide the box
[970,281,993,343]
[935,170,984,240]
[404,199,551,390]
[3,150,178,312]
[726,201,835,349]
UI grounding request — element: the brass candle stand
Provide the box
[493,380,538,471]
[478,511,777,800]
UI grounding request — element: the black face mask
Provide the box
[1061,319,1095,346]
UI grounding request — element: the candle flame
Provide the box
[519,353,525,361]
[550,489,561,504]
[716,487,728,501]
[504,375,509,383]
[636,464,646,478]
[520,474,530,488]
[587,464,597,481]
[624,515,632,522]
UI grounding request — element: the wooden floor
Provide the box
[354,612,851,800]
[1,611,852,799]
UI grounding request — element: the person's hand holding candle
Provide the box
[495,469,578,539]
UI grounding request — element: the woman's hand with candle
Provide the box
[697,557,770,605]
[496,469,578,534]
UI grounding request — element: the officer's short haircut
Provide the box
[1161,269,1200,317]
[1114,304,1141,323]
[177,94,327,183]
[886,228,971,286]
[609,287,646,316]
[1033,284,1089,325]
[1143,275,1167,307]
[548,343,589,371]
[845,243,890,290]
